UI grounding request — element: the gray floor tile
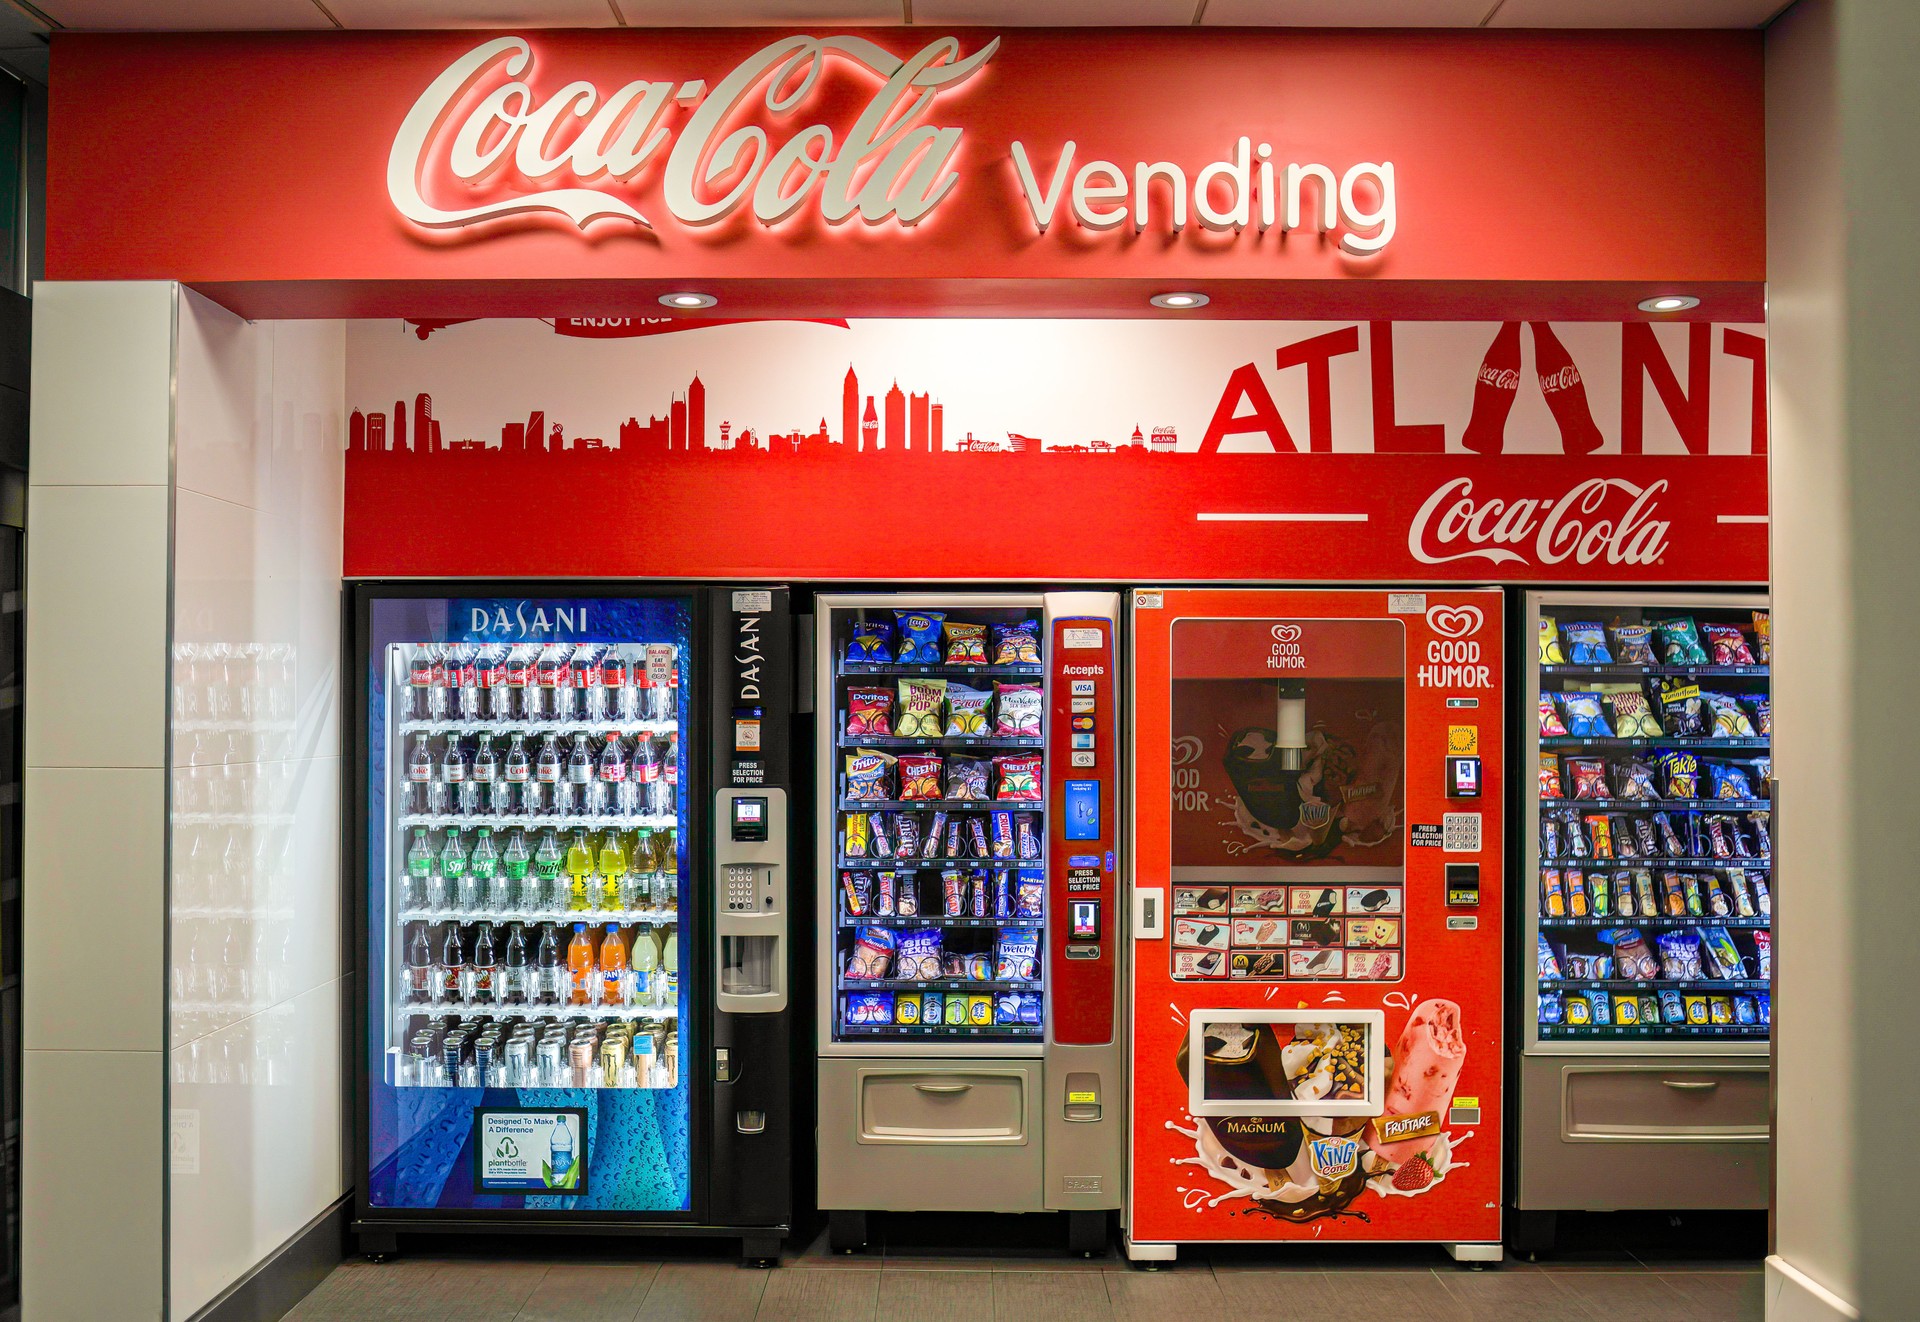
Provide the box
[992,1269,1115,1322]
[1206,1244,1446,1272]
[284,1259,458,1321]
[883,1249,1000,1271]
[425,1261,550,1321]
[1547,1271,1700,1322]
[1660,1270,1766,1319]
[1435,1266,1602,1321]
[636,1262,770,1322]
[1102,1264,1225,1321]
[784,1227,884,1270]
[753,1267,882,1322]
[878,1270,995,1321]
[1512,1248,1646,1272]
[512,1263,657,1321]
[1633,1253,1766,1272]
[1213,1269,1472,1320]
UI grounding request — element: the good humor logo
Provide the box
[469,602,588,636]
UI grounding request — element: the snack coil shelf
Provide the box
[1539,797,1771,812]
[838,977,1042,993]
[839,798,1040,813]
[837,1024,1043,1039]
[1540,856,1771,870]
[838,733,1044,750]
[1541,664,1769,679]
[837,856,1043,871]
[1539,1024,1765,1040]
[839,662,1044,679]
[1541,977,1767,993]
[399,907,679,925]
[1539,736,1770,750]
[1541,916,1771,930]
[399,719,678,737]
[837,914,1043,929]
[399,813,679,830]
[397,999,679,1020]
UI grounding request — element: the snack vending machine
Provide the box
[816,592,1123,1254]
[350,585,795,1261]
[1124,588,1505,1261]
[1512,592,1771,1247]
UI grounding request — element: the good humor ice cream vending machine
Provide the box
[1124,588,1505,1261]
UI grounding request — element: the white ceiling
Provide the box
[9,0,1798,30]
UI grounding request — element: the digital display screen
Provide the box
[1070,900,1100,941]
[1447,756,1481,798]
[1064,779,1100,840]
[731,796,769,841]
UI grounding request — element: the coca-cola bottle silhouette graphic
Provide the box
[1461,321,1522,454]
[1529,322,1605,455]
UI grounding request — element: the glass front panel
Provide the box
[365,594,695,1211]
[1167,618,1406,983]
[1533,598,1771,1044]
[829,604,1046,1043]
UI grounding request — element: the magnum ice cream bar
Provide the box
[1369,998,1466,1164]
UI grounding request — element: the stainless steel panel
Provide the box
[1043,1043,1123,1211]
[1513,1052,1768,1211]
[817,1056,1044,1213]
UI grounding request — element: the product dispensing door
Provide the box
[1123,588,1505,1261]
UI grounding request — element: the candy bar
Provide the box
[990,810,1016,858]
[897,874,919,917]
[1542,816,1565,860]
[1566,868,1589,917]
[1016,814,1042,859]
[993,870,1011,919]
[1705,815,1733,859]
[944,683,991,735]
[893,812,922,860]
[1541,869,1566,918]
[1653,811,1687,855]
[841,869,871,917]
[1539,991,1565,1025]
[874,870,897,917]
[944,815,963,858]
[848,992,894,1024]
[896,677,947,737]
[1611,814,1637,858]
[844,812,872,858]
[1633,817,1659,857]
[1613,871,1636,917]
[895,993,921,1025]
[1751,696,1772,736]
[942,869,965,917]
[893,610,946,664]
[942,621,988,666]
[1563,621,1611,664]
[1565,811,1592,858]
[1749,811,1772,855]
[966,814,991,859]
[1584,813,1615,859]
[969,867,988,918]
[1633,870,1659,916]
[870,812,894,859]
[922,811,948,859]
[847,685,894,737]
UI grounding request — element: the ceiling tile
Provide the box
[916,0,1193,25]
[1203,0,1493,26]
[1488,0,1790,26]
[37,0,334,29]
[324,0,617,29]
[612,0,903,24]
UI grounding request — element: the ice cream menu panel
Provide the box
[1532,599,1772,1042]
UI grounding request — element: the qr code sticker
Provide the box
[1442,813,1481,852]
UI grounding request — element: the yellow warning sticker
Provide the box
[1447,725,1479,756]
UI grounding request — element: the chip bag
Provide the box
[1705,692,1757,737]
[946,756,990,801]
[1709,761,1757,800]
[848,926,898,978]
[845,618,893,665]
[1752,611,1772,664]
[1015,870,1045,917]
[1750,696,1771,736]
[1658,678,1707,736]
[1563,621,1612,664]
[994,683,1043,736]
[943,621,989,666]
[1609,689,1664,738]
[1539,753,1564,798]
[1539,694,1569,737]
[846,686,894,737]
[1609,624,1657,666]
[894,927,945,981]
[994,754,1044,801]
[1618,758,1659,800]
[1539,617,1566,664]
[895,677,947,737]
[1561,691,1614,737]
[894,610,946,664]
[845,750,895,801]
[944,684,992,736]
[898,753,944,801]
[1656,749,1699,797]
[1654,615,1709,665]
[992,620,1042,665]
[1566,757,1611,800]
[1702,623,1755,667]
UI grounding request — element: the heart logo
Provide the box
[1171,735,1204,767]
[1270,623,1303,643]
[1426,605,1484,639]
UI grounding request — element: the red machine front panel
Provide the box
[1048,615,1118,1046]
[1127,588,1504,1246]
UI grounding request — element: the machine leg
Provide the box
[358,1230,399,1262]
[1443,1241,1504,1267]
[1506,1208,1558,1257]
[1124,1235,1177,1268]
[828,1210,869,1255]
[1067,1211,1108,1257]
[740,1236,781,1267]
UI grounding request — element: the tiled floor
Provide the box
[283,1230,1764,1321]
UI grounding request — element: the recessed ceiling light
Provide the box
[659,292,717,309]
[1150,292,1210,310]
[1638,295,1700,312]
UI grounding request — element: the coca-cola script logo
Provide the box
[1269,623,1303,643]
[1424,605,1484,639]
[388,34,999,232]
[1408,477,1672,568]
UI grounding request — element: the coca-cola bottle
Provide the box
[1528,322,1605,456]
[1461,321,1522,455]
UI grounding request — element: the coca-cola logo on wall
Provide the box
[388,35,1397,253]
[1408,477,1670,568]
